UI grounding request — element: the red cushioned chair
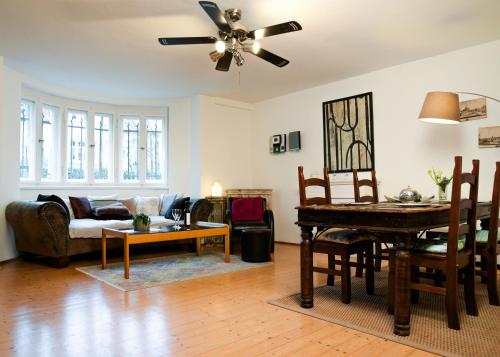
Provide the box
[226,197,274,254]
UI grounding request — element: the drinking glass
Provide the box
[172,208,182,229]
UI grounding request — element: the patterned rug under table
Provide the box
[269,271,500,357]
[77,252,271,291]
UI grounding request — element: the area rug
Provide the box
[269,271,500,357]
[77,252,271,292]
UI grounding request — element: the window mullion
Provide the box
[34,100,42,183]
[139,115,146,184]
[88,110,95,184]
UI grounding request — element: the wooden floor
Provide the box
[0,244,435,356]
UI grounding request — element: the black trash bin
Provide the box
[240,228,272,262]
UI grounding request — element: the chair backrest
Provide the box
[487,161,500,248]
[298,166,331,206]
[353,169,379,203]
[227,196,266,223]
[447,156,479,262]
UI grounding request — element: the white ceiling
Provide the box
[1,0,499,103]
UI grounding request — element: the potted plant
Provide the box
[133,213,151,232]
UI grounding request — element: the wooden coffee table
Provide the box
[101,222,230,279]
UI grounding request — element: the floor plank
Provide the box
[0,244,434,356]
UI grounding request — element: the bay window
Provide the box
[19,92,167,186]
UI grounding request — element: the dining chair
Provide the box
[476,161,500,305]
[389,156,479,330]
[353,169,389,274]
[298,166,374,303]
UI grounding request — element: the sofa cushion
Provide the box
[92,203,132,220]
[69,215,174,238]
[231,197,264,223]
[69,196,93,219]
[159,193,178,216]
[119,198,136,215]
[165,197,190,219]
[37,194,70,219]
[135,196,160,216]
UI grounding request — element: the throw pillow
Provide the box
[165,197,190,219]
[37,194,70,219]
[89,199,119,209]
[159,193,178,216]
[231,197,264,223]
[63,198,75,219]
[119,198,136,215]
[92,203,132,220]
[135,197,160,216]
[69,196,93,219]
[87,194,118,201]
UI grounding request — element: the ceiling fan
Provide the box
[158,1,302,71]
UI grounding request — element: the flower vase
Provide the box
[438,185,448,202]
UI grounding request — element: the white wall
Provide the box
[198,95,254,197]
[253,40,500,244]
[0,59,21,260]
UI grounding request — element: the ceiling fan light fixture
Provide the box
[215,40,226,53]
[253,29,264,40]
[209,50,224,62]
[234,51,245,66]
[252,41,261,54]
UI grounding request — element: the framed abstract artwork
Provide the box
[323,92,375,173]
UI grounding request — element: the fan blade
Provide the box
[247,21,302,39]
[216,51,232,71]
[245,48,289,67]
[199,1,232,33]
[158,37,217,45]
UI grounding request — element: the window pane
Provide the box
[41,105,59,181]
[146,117,164,182]
[120,117,140,181]
[94,114,113,181]
[66,110,87,180]
[20,100,35,179]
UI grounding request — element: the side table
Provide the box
[204,196,227,246]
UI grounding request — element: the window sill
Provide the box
[20,184,168,191]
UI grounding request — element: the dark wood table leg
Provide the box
[300,225,314,308]
[393,236,412,336]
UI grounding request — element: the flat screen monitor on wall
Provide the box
[289,131,301,151]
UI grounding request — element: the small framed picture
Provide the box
[479,126,500,148]
[460,97,487,122]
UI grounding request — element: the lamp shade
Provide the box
[211,181,223,196]
[418,91,460,125]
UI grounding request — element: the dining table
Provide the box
[296,201,492,336]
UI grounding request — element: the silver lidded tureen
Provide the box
[399,186,422,202]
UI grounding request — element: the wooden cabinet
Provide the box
[205,196,227,223]
[204,196,227,247]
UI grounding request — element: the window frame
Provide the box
[65,108,89,182]
[39,103,61,182]
[19,98,37,182]
[92,112,115,183]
